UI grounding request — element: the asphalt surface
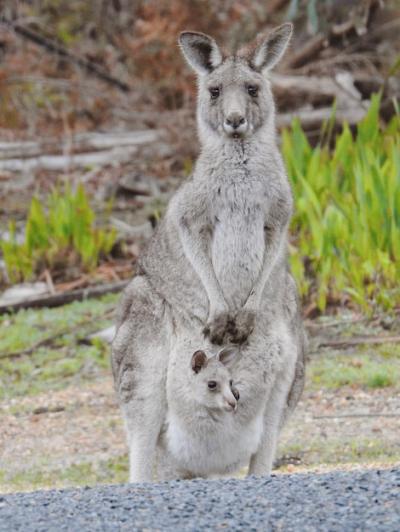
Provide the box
[0,468,399,531]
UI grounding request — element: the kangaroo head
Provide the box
[179,24,292,144]
[191,347,240,413]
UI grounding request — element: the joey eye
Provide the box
[209,87,220,100]
[208,380,217,390]
[247,85,258,97]
[229,380,233,387]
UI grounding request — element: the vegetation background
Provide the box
[0,0,399,492]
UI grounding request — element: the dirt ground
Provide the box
[1,369,399,493]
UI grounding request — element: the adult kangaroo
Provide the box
[112,23,306,482]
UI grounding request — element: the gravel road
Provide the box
[0,468,399,531]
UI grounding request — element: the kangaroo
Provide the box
[111,23,306,482]
[157,345,246,480]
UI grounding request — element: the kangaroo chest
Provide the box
[210,176,267,308]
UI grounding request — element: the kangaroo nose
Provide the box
[225,113,246,129]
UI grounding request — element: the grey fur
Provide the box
[111,23,306,482]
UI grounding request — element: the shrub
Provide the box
[1,184,116,283]
[284,94,400,312]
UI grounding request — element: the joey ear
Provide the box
[179,31,222,75]
[217,346,238,366]
[250,23,293,72]
[191,350,208,373]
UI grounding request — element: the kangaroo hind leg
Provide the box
[112,276,172,482]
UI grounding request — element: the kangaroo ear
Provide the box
[179,31,223,75]
[217,346,237,366]
[250,23,293,72]
[191,350,208,373]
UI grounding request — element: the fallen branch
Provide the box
[331,20,357,37]
[271,73,362,108]
[352,73,385,98]
[0,130,160,173]
[1,18,130,92]
[1,331,75,360]
[313,413,400,419]
[330,0,378,38]
[277,105,367,130]
[0,308,115,359]
[110,218,154,239]
[285,34,327,69]
[85,325,116,345]
[0,130,160,160]
[0,280,129,315]
[0,130,160,171]
[32,405,66,415]
[0,146,138,172]
[305,315,367,332]
[317,334,400,349]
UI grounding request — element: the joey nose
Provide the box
[226,398,237,411]
[225,113,246,130]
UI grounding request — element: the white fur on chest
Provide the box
[210,176,266,308]
[165,409,263,476]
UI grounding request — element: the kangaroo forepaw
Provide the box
[229,309,255,344]
[204,310,255,345]
[203,312,233,345]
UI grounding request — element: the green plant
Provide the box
[1,184,116,282]
[284,94,400,312]
[308,350,399,390]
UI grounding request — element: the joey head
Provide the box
[190,348,240,413]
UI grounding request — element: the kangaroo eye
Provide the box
[247,85,258,97]
[209,87,220,99]
[208,380,217,390]
[229,380,233,387]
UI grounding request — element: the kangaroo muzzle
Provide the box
[224,112,248,138]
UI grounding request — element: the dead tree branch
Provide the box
[313,413,400,419]
[317,335,400,349]
[0,130,160,171]
[0,309,115,360]
[1,17,130,92]
[286,34,328,69]
[0,280,129,315]
[277,106,367,130]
